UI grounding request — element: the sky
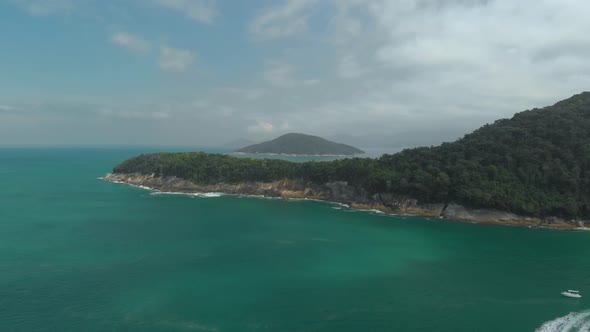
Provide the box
[1,0,590,149]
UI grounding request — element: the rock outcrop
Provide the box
[103,173,585,229]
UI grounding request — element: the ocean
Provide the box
[1,148,589,332]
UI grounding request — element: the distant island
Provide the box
[105,92,590,229]
[235,133,365,156]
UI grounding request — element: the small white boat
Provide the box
[561,290,582,298]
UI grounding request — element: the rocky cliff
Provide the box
[104,173,587,229]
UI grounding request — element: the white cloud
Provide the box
[250,0,319,40]
[337,55,367,78]
[237,0,590,145]
[220,88,267,101]
[264,61,296,86]
[98,108,170,120]
[250,122,274,133]
[155,0,217,24]
[0,105,17,113]
[159,46,196,73]
[11,0,73,16]
[364,0,590,100]
[262,61,320,88]
[329,0,365,45]
[247,121,290,134]
[6,0,590,149]
[111,32,151,54]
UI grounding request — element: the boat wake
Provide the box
[536,310,590,332]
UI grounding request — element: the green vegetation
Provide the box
[236,133,365,155]
[114,92,590,219]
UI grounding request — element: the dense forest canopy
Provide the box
[114,92,590,219]
[236,133,365,155]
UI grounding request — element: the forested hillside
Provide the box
[113,92,590,219]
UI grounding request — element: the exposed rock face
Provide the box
[374,194,446,217]
[103,173,583,229]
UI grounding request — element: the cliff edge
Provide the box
[104,173,586,229]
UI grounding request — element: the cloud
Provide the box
[0,105,16,113]
[155,0,217,24]
[234,0,590,148]
[367,0,590,98]
[263,61,296,86]
[11,0,73,16]
[247,121,291,135]
[220,88,267,101]
[98,108,171,120]
[298,0,590,135]
[159,45,196,73]
[262,61,319,87]
[247,122,274,134]
[111,32,151,54]
[337,55,367,78]
[5,0,590,149]
[250,0,319,40]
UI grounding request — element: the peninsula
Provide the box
[235,133,365,156]
[105,92,590,229]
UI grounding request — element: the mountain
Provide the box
[235,133,365,155]
[110,92,590,222]
[373,91,590,218]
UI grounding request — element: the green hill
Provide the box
[112,92,590,219]
[375,91,590,217]
[235,133,365,155]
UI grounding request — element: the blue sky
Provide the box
[1,0,590,148]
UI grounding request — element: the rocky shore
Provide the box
[103,173,588,230]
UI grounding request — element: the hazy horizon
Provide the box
[2,0,590,147]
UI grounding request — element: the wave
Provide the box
[536,310,590,332]
[150,191,223,198]
[333,202,350,208]
[193,193,223,198]
[350,208,386,215]
[100,176,154,190]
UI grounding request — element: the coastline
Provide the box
[231,152,363,157]
[102,173,588,231]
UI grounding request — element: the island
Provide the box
[235,133,365,156]
[105,92,590,229]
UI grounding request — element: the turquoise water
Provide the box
[1,148,590,331]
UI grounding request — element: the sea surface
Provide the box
[1,148,590,332]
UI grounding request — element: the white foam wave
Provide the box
[150,191,223,198]
[536,310,590,332]
[332,202,350,208]
[193,193,223,198]
[119,182,155,191]
[353,208,386,215]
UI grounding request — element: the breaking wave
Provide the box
[150,191,223,198]
[193,193,223,198]
[536,310,590,332]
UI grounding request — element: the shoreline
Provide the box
[231,152,363,157]
[102,173,588,231]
